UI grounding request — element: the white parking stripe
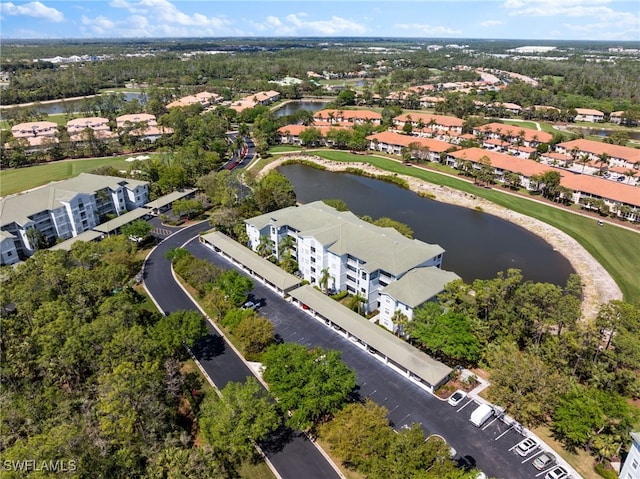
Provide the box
[457,398,475,412]
[495,424,515,440]
[482,415,501,431]
[521,448,539,463]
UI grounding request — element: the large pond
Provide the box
[568,126,640,141]
[1,92,144,115]
[279,164,575,285]
[273,99,330,117]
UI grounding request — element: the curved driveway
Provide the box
[143,222,340,479]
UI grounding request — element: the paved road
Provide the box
[143,222,340,479]
[188,237,552,479]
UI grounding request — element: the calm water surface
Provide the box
[273,100,330,117]
[279,164,575,285]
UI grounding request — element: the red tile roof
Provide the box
[314,109,382,122]
[557,139,640,164]
[449,148,558,178]
[451,148,640,207]
[366,131,458,153]
[561,174,640,207]
[475,122,553,143]
[394,113,464,128]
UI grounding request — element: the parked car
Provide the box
[515,437,538,456]
[448,390,467,407]
[241,301,257,310]
[545,465,569,479]
[533,452,556,470]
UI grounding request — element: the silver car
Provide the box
[533,452,556,470]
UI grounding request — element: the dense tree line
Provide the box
[0,238,225,478]
[410,269,640,463]
[3,39,638,108]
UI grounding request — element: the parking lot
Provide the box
[188,238,576,479]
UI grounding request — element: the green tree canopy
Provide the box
[262,343,356,429]
[199,377,281,464]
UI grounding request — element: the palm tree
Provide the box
[319,268,332,293]
[391,310,409,337]
[278,234,295,260]
[256,235,273,258]
[348,294,366,316]
[577,153,591,174]
[624,169,637,184]
[596,153,610,175]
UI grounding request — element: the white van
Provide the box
[469,403,493,427]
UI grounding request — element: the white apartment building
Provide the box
[619,432,640,479]
[0,173,149,264]
[245,202,457,330]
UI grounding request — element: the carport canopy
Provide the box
[289,285,452,389]
[93,208,150,234]
[50,230,103,251]
[201,230,301,293]
[145,188,197,211]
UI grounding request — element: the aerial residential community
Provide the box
[1,1,639,479]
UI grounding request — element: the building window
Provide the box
[347,285,355,293]
[347,264,356,272]
[310,267,316,273]
[347,275,356,283]
[633,459,639,469]
[379,280,388,287]
[310,246,316,253]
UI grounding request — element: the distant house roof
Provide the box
[116,113,157,126]
[11,121,58,138]
[381,266,460,308]
[288,284,453,389]
[314,109,382,122]
[575,108,604,116]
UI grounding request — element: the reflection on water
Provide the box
[279,164,574,285]
[273,100,330,117]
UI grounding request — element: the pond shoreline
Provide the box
[255,154,623,321]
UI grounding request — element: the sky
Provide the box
[1,0,639,41]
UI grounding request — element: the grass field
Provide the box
[279,149,640,304]
[0,155,136,196]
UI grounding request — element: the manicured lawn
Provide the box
[0,156,136,196]
[532,426,599,479]
[297,150,640,303]
[500,120,539,130]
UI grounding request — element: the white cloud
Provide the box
[395,23,462,36]
[109,0,230,28]
[481,20,504,27]
[0,1,64,22]
[249,13,367,36]
[562,20,640,40]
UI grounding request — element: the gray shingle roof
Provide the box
[246,201,444,276]
[289,285,452,388]
[0,173,148,227]
[381,267,461,307]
